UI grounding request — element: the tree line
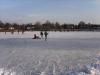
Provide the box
[0,20,100,32]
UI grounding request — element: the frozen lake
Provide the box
[0,32,100,75]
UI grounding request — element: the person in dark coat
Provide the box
[40,31,43,39]
[44,31,48,41]
[33,34,41,39]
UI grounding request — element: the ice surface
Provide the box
[1,31,100,39]
[0,32,100,75]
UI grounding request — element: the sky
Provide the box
[0,0,100,24]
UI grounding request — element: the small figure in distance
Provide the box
[33,34,41,39]
[33,34,37,39]
[40,31,43,39]
[44,31,48,41]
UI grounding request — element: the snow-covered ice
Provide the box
[0,31,100,75]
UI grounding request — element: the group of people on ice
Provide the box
[33,31,48,41]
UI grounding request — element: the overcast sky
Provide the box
[0,0,100,24]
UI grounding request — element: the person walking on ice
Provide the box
[40,31,43,39]
[44,31,48,41]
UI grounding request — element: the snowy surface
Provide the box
[1,31,100,39]
[0,32,100,75]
